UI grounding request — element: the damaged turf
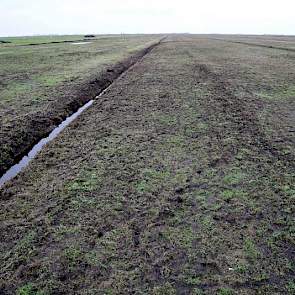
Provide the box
[0,35,294,294]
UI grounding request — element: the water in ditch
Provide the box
[0,99,94,188]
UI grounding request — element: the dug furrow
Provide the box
[0,36,294,294]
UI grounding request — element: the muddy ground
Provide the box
[0,35,294,294]
[0,35,162,176]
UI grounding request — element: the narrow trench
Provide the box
[0,40,163,188]
[0,99,94,187]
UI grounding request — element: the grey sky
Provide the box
[1,0,295,37]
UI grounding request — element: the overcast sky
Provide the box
[1,0,295,37]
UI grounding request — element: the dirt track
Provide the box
[0,36,294,294]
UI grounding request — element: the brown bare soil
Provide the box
[0,35,294,294]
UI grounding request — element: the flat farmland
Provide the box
[0,35,294,294]
[209,34,295,50]
[0,34,162,174]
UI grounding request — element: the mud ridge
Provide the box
[0,38,165,177]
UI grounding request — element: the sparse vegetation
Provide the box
[0,34,162,175]
[1,34,294,294]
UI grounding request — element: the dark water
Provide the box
[0,99,94,188]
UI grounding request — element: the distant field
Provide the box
[207,34,295,50]
[0,35,85,45]
[0,34,134,45]
[0,34,159,115]
[0,35,294,294]
[0,34,162,174]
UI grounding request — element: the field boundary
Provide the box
[210,37,295,52]
[25,39,91,46]
[0,37,166,177]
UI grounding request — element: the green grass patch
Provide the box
[17,283,44,295]
[152,282,176,295]
[2,230,37,269]
[162,226,195,249]
[286,280,295,293]
[154,113,178,126]
[200,216,214,231]
[1,35,83,45]
[184,276,201,285]
[37,74,66,87]
[221,189,248,201]
[257,85,295,100]
[223,170,247,186]
[244,238,260,261]
[136,168,170,193]
[217,288,235,295]
[63,246,83,267]
[66,170,101,193]
[235,262,248,274]
[192,288,205,295]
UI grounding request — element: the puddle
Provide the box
[72,42,92,45]
[0,99,94,188]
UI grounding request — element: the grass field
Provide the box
[0,35,86,45]
[0,34,162,174]
[209,34,295,50]
[0,35,295,294]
